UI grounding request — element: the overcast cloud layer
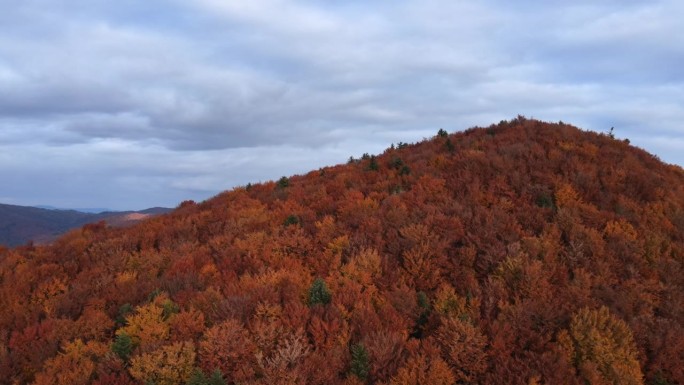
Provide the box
[1,0,682,210]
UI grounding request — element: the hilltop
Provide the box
[0,117,682,385]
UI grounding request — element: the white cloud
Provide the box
[0,0,681,209]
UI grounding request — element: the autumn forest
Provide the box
[0,118,682,385]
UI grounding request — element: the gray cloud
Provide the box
[0,0,682,209]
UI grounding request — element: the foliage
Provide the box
[117,294,172,351]
[32,339,108,385]
[198,319,256,383]
[564,306,644,385]
[435,316,487,383]
[388,354,454,385]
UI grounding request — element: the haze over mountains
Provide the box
[0,119,682,385]
[35,206,113,214]
[0,204,171,247]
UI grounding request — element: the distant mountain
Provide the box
[35,205,113,213]
[0,203,171,247]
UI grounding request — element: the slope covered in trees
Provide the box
[1,118,683,385]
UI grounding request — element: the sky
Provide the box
[0,0,682,210]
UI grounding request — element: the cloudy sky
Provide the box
[1,0,682,210]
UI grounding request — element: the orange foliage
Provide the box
[388,354,454,385]
[198,318,257,382]
[434,317,487,383]
[32,339,108,385]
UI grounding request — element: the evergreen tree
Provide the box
[308,278,332,306]
[186,369,226,385]
[277,176,290,188]
[186,370,207,385]
[284,214,300,227]
[112,332,134,361]
[350,343,370,380]
[208,370,226,385]
[445,138,454,153]
[368,155,379,171]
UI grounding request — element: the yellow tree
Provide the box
[117,294,172,351]
[32,339,108,385]
[561,306,643,385]
[129,341,196,385]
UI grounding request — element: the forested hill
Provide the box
[1,117,683,385]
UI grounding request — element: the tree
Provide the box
[341,248,382,288]
[115,303,133,327]
[368,156,379,171]
[433,283,468,321]
[434,316,488,383]
[187,370,207,385]
[562,306,643,385]
[277,176,290,189]
[389,354,454,385]
[284,215,300,227]
[411,291,431,339]
[117,293,172,351]
[198,319,256,383]
[169,309,206,342]
[362,329,407,382]
[77,308,115,341]
[445,138,454,153]
[186,369,226,385]
[111,332,134,361]
[32,339,108,385]
[309,278,332,306]
[207,370,227,385]
[129,341,196,385]
[350,343,369,380]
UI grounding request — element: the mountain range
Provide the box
[0,204,171,247]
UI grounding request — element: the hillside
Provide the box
[0,118,682,385]
[0,205,171,247]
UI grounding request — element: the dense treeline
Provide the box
[1,117,683,385]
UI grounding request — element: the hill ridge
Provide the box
[1,118,682,385]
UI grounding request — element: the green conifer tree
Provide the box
[350,343,370,380]
[112,332,134,361]
[308,278,332,306]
